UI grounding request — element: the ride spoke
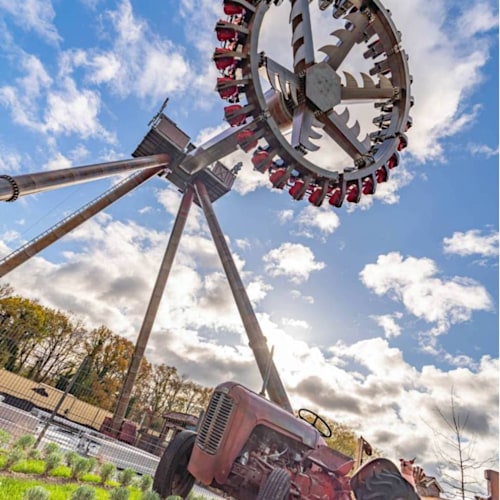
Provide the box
[290,0,315,72]
[316,110,369,159]
[261,56,300,105]
[291,104,321,152]
[319,9,370,70]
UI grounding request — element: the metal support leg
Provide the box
[0,166,166,278]
[110,187,195,434]
[194,181,293,413]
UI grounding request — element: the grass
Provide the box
[0,475,144,499]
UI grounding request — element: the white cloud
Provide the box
[235,238,250,251]
[296,205,340,238]
[138,206,153,215]
[282,317,310,330]
[456,0,499,37]
[360,252,493,336]
[371,312,404,338]
[384,0,495,162]
[1,213,497,493]
[0,51,114,143]
[78,0,194,103]
[277,210,294,224]
[443,229,499,258]
[43,79,113,141]
[467,143,499,158]
[43,152,72,172]
[0,145,23,173]
[290,290,315,304]
[0,0,61,44]
[263,242,325,284]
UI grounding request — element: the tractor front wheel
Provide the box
[153,431,196,499]
[353,470,420,500]
[257,468,291,500]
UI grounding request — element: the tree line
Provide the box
[0,283,212,430]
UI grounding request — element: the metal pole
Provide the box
[194,181,293,413]
[110,187,195,435]
[0,166,167,278]
[0,154,169,201]
[34,356,90,449]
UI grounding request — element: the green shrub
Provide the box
[109,487,130,500]
[11,457,45,474]
[0,428,11,448]
[44,451,63,475]
[137,474,153,492]
[118,467,136,487]
[65,450,80,467]
[27,447,42,460]
[22,485,49,500]
[71,456,92,480]
[87,456,98,473]
[70,485,96,499]
[3,447,25,470]
[141,490,161,500]
[142,491,161,500]
[100,462,116,485]
[43,442,60,457]
[14,434,36,451]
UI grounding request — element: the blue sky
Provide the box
[0,0,498,494]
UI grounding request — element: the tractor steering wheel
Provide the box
[298,408,332,439]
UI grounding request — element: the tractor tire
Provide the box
[153,431,196,499]
[256,468,291,500]
[353,470,420,500]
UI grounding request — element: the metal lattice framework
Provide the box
[0,0,412,434]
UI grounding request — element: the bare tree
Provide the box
[431,390,495,499]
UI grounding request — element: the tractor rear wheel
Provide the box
[353,470,420,500]
[256,468,291,500]
[153,431,196,499]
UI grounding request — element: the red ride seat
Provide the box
[217,77,238,100]
[216,26,237,42]
[289,179,305,200]
[328,188,342,206]
[376,168,387,183]
[224,104,247,126]
[269,168,287,189]
[251,151,271,172]
[346,183,359,202]
[362,177,374,195]
[308,187,323,206]
[236,130,258,152]
[213,48,236,71]
[224,2,245,16]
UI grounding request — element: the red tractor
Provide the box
[153,381,420,499]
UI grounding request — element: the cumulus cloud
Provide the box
[385,0,497,162]
[443,229,499,258]
[360,252,493,336]
[263,242,326,284]
[54,0,194,104]
[295,205,340,239]
[1,212,497,491]
[371,312,404,338]
[0,51,114,143]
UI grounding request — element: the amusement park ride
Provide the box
[0,0,415,498]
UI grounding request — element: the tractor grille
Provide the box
[196,390,234,455]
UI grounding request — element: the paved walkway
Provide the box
[192,483,228,499]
